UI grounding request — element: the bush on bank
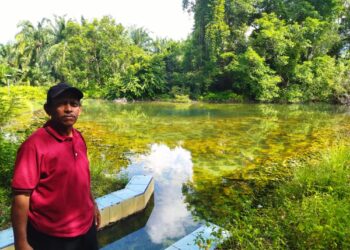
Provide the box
[216,145,350,249]
[201,91,244,103]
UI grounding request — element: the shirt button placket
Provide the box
[72,138,78,161]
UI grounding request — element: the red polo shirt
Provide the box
[12,122,94,237]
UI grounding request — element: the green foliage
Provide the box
[205,0,230,62]
[0,16,169,101]
[279,84,304,103]
[0,86,46,126]
[276,145,350,249]
[300,17,340,60]
[103,52,166,100]
[294,55,339,101]
[188,144,350,249]
[0,86,45,228]
[0,136,18,187]
[261,0,346,23]
[229,47,281,101]
[182,0,350,103]
[89,159,128,198]
[333,59,350,101]
[283,194,350,249]
[251,13,294,72]
[1,0,350,102]
[0,187,11,230]
[201,91,243,103]
[194,224,227,250]
[0,134,18,229]
[169,85,190,97]
[128,26,153,51]
[173,94,192,103]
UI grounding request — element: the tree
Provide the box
[128,26,153,51]
[250,13,294,84]
[294,55,341,101]
[14,18,54,85]
[226,47,281,101]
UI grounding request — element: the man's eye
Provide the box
[55,101,65,106]
[70,102,80,107]
[53,101,80,107]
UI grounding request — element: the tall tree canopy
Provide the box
[0,0,349,103]
[182,0,350,102]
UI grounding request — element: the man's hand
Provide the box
[15,240,33,250]
[94,202,101,229]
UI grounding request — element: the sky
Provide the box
[0,0,194,44]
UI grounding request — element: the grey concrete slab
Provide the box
[110,189,139,201]
[104,193,123,205]
[165,224,229,250]
[96,196,112,227]
[96,195,114,210]
[0,228,13,249]
[0,245,14,250]
[125,183,147,194]
[128,175,153,185]
[164,246,181,250]
[172,233,199,250]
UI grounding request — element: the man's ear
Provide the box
[44,103,51,116]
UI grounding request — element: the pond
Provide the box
[75,101,350,249]
[4,100,350,249]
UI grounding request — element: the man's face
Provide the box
[48,92,82,127]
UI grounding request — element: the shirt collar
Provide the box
[44,120,76,142]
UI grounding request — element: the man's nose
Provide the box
[64,104,73,112]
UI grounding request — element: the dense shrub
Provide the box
[215,145,350,249]
[0,136,18,229]
[202,91,244,103]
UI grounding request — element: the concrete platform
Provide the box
[98,175,154,227]
[0,228,14,250]
[164,224,229,250]
[0,175,154,250]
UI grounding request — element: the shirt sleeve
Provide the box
[11,142,40,191]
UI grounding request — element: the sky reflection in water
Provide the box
[103,144,198,249]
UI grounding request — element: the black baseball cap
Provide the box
[46,82,83,104]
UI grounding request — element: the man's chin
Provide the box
[60,120,77,127]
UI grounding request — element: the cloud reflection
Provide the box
[124,144,197,244]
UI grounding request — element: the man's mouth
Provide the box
[63,116,75,119]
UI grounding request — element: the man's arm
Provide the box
[11,193,33,250]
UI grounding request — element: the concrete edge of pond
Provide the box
[0,175,154,250]
[164,223,229,250]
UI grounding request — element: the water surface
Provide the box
[6,101,350,248]
[76,101,350,249]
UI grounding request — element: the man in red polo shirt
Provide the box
[11,83,100,250]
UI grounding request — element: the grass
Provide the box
[214,145,350,249]
[90,159,129,198]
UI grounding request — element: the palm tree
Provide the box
[129,26,153,51]
[15,18,54,84]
